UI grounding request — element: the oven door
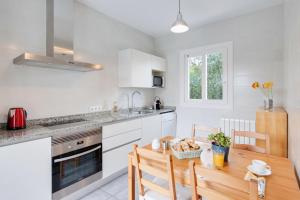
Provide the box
[52,143,102,194]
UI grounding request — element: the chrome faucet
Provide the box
[131,90,142,111]
[125,93,130,112]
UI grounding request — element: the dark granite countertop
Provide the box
[0,107,175,147]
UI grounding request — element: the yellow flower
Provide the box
[263,82,273,89]
[251,82,260,89]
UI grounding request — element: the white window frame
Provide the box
[180,42,233,110]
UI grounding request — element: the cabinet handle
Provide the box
[54,145,101,163]
[103,138,141,154]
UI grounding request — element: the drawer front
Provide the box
[102,129,141,152]
[161,112,176,121]
[103,140,141,178]
[103,119,142,138]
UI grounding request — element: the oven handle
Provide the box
[54,145,101,163]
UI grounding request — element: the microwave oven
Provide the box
[153,75,164,88]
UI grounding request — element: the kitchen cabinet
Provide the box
[102,113,173,178]
[141,115,162,146]
[103,139,141,178]
[118,49,166,88]
[161,112,177,137]
[256,107,288,157]
[0,137,52,200]
[102,119,142,178]
[151,55,167,72]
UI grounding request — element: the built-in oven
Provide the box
[52,128,102,200]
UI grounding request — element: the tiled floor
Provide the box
[80,173,139,200]
[80,172,192,200]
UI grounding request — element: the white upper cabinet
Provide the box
[151,55,167,72]
[118,49,166,88]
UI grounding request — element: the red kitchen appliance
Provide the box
[7,108,27,130]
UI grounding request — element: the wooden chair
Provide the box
[192,124,220,139]
[189,161,258,200]
[133,144,190,200]
[231,130,270,154]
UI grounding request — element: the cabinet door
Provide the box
[256,108,288,157]
[131,50,152,87]
[103,118,141,139]
[141,115,162,146]
[151,55,166,72]
[162,120,177,137]
[118,49,166,88]
[103,139,141,178]
[0,138,52,200]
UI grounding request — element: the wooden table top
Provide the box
[128,136,300,200]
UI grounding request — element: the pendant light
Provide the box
[170,0,189,33]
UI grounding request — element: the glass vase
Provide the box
[264,98,273,110]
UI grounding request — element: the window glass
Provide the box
[182,42,232,108]
[188,56,203,99]
[207,52,223,100]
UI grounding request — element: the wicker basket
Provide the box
[171,146,202,159]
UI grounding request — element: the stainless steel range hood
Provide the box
[13,53,102,72]
[13,0,103,72]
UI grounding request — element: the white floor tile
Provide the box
[115,189,139,200]
[115,187,130,200]
[81,173,140,200]
[107,197,119,200]
[80,189,111,200]
[100,174,128,195]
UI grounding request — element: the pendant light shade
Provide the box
[171,0,189,33]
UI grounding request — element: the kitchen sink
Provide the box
[131,110,154,115]
[115,109,154,118]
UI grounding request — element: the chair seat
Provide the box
[199,183,249,200]
[139,178,192,200]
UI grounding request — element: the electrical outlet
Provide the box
[89,105,102,112]
[89,106,96,112]
[95,105,102,112]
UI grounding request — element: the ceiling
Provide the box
[78,0,283,38]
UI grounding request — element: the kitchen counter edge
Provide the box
[0,107,176,147]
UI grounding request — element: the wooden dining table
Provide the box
[128,136,300,200]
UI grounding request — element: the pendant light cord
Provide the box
[179,0,181,14]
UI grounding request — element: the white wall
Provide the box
[155,5,284,137]
[0,0,155,122]
[283,0,300,177]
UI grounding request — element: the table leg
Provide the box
[128,156,135,200]
[249,180,258,200]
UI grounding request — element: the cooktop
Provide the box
[41,118,87,127]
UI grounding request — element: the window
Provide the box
[181,42,233,109]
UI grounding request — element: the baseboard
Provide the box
[60,168,128,200]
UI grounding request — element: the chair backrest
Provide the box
[231,130,270,154]
[133,144,176,200]
[189,161,258,200]
[192,124,220,138]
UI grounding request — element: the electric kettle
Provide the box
[7,108,27,130]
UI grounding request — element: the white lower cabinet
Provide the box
[141,115,162,146]
[103,139,140,178]
[102,119,142,178]
[0,137,52,200]
[102,113,169,178]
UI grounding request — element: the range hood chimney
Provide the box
[13,0,103,72]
